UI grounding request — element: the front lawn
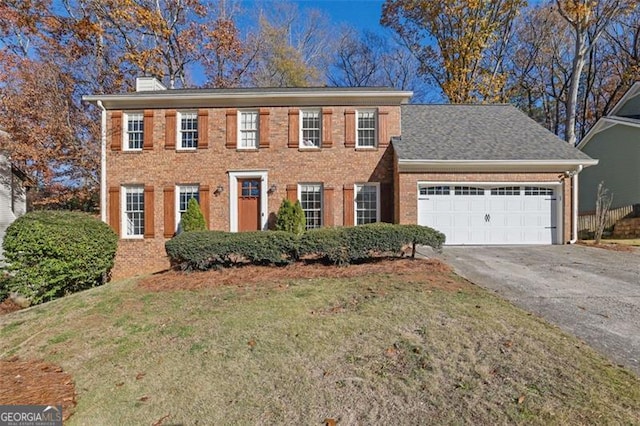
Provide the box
[1,259,638,425]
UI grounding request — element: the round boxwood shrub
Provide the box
[2,211,118,304]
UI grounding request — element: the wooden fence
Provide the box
[578,204,637,232]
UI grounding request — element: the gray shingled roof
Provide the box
[394,104,594,161]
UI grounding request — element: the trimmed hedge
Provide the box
[165,230,298,270]
[165,223,445,270]
[299,223,445,265]
[2,211,118,304]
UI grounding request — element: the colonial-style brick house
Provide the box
[84,77,596,279]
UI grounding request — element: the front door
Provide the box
[238,179,261,231]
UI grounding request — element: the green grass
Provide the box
[1,269,639,425]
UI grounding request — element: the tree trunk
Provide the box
[565,32,587,146]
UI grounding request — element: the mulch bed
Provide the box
[139,257,464,292]
[0,357,76,421]
[0,298,23,315]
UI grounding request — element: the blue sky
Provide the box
[293,0,387,32]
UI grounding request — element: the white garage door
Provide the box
[418,185,560,245]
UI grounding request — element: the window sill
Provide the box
[236,148,260,152]
[355,147,378,152]
[120,236,144,241]
[176,148,198,153]
[120,149,143,153]
[298,147,322,152]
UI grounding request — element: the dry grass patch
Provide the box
[0,259,638,425]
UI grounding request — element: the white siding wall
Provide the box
[579,125,640,212]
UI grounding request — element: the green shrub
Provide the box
[166,230,298,270]
[181,198,206,232]
[0,272,11,302]
[166,224,445,271]
[276,199,306,235]
[2,211,118,304]
[299,223,445,265]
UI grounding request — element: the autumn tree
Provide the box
[505,5,574,134]
[248,2,333,87]
[0,0,250,208]
[556,0,635,145]
[381,0,526,103]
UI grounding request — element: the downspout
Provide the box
[569,164,583,244]
[97,101,107,223]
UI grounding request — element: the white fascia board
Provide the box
[397,159,598,173]
[82,90,413,110]
[609,82,640,116]
[577,116,640,149]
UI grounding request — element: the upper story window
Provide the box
[125,112,144,150]
[300,110,321,148]
[122,185,144,238]
[355,183,379,225]
[238,110,259,149]
[299,183,323,229]
[356,110,376,148]
[176,184,199,231]
[178,111,198,149]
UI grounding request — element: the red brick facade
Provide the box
[107,105,401,279]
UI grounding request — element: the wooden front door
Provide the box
[238,179,261,231]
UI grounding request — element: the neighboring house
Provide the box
[83,77,596,279]
[0,130,30,261]
[578,82,640,213]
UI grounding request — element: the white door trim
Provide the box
[229,170,269,232]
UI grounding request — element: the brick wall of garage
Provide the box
[107,105,400,279]
[397,172,573,243]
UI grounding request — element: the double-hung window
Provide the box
[356,110,376,148]
[123,186,144,237]
[238,110,259,149]
[300,110,321,148]
[125,112,144,150]
[176,185,199,231]
[178,111,198,149]
[355,183,379,225]
[299,183,323,229]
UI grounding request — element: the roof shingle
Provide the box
[394,104,593,161]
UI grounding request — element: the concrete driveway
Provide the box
[424,245,640,375]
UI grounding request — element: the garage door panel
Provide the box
[417,184,559,245]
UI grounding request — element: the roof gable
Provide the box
[578,82,640,150]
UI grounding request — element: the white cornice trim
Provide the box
[82,90,413,110]
[397,159,598,173]
[577,116,640,149]
[610,81,640,116]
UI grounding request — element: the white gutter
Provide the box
[97,100,107,223]
[569,165,583,244]
[397,159,599,166]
